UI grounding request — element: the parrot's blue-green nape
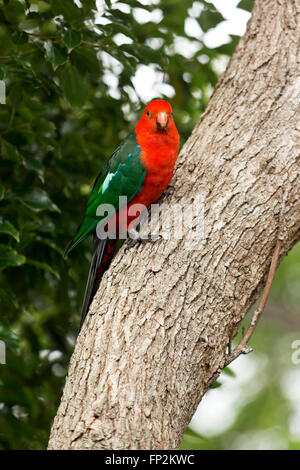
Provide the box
[64,132,146,256]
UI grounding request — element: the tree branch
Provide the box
[48,0,300,450]
[225,189,287,365]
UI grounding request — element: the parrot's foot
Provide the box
[125,233,162,252]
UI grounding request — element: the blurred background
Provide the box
[0,0,299,450]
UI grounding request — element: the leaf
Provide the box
[0,326,20,350]
[0,245,26,270]
[59,62,89,107]
[199,5,224,32]
[50,0,86,26]
[216,35,240,56]
[124,0,151,8]
[210,380,222,389]
[62,29,82,52]
[71,46,100,75]
[81,0,96,15]
[26,258,60,279]
[15,57,33,72]
[0,67,4,80]
[137,44,165,65]
[22,151,45,182]
[102,22,136,41]
[0,185,4,200]
[19,12,41,31]
[9,83,23,108]
[237,0,254,12]
[0,287,19,308]
[38,118,56,134]
[36,236,63,255]
[7,188,61,213]
[1,140,20,162]
[45,42,68,71]
[11,31,28,45]
[37,1,51,13]
[38,74,61,96]
[23,219,55,234]
[40,19,57,35]
[0,218,20,242]
[222,366,236,377]
[2,0,25,27]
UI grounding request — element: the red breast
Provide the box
[134,99,180,207]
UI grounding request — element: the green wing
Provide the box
[65,132,145,255]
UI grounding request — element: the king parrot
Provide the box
[65,99,180,329]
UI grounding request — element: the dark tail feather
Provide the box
[79,236,119,332]
[79,237,108,331]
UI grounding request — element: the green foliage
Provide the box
[181,244,300,450]
[0,0,252,450]
[58,62,89,107]
[199,2,224,32]
[237,0,254,13]
[62,30,82,52]
[45,43,68,71]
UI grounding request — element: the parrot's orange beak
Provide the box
[156,112,168,131]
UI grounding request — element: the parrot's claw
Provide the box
[125,234,162,252]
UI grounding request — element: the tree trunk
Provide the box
[48,0,300,450]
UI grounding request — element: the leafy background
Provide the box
[0,0,299,450]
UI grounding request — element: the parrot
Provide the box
[64,99,180,330]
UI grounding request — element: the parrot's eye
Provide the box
[146,110,151,117]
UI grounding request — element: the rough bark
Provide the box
[48,0,300,450]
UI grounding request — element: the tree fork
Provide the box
[48,0,300,450]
